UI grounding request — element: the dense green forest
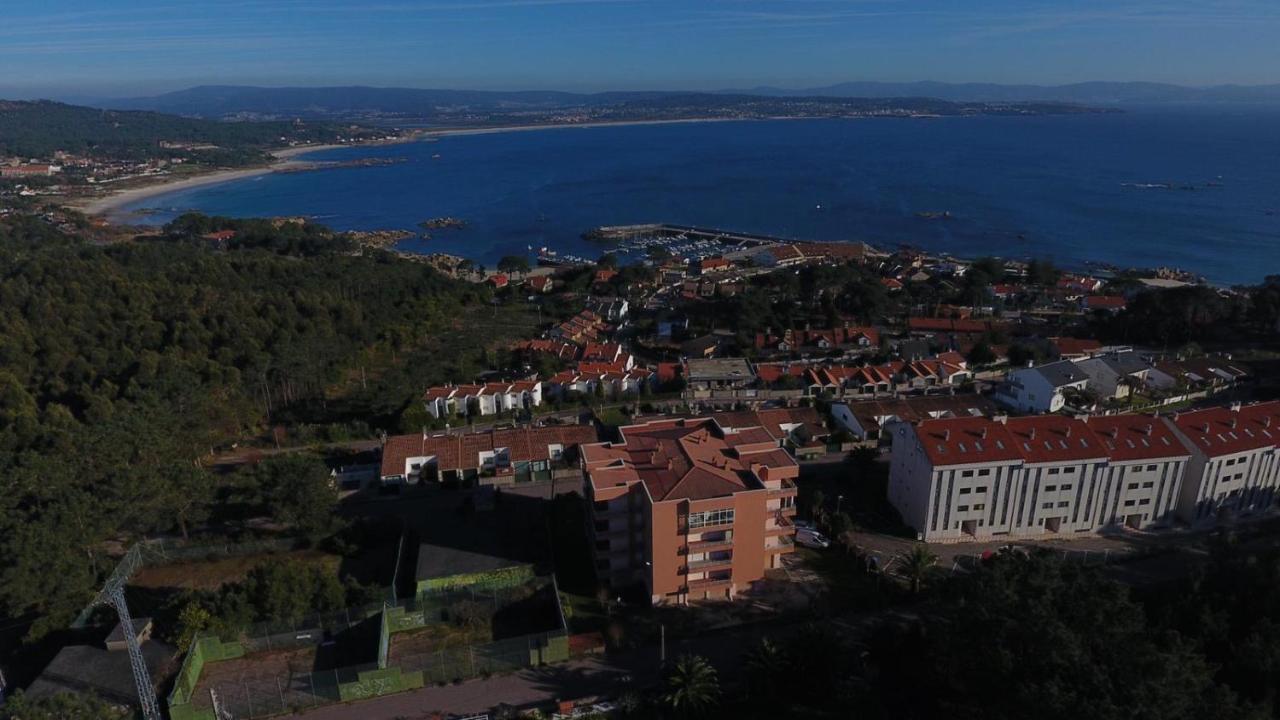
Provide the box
[0,100,363,163]
[647,546,1280,720]
[0,212,493,639]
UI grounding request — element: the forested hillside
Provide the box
[0,213,491,638]
[0,100,358,162]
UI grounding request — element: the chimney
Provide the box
[1142,424,1153,436]
[1028,428,1036,440]
[1064,425,1072,438]
[942,429,951,441]
[1230,401,1243,412]
[1108,427,1119,439]
[1228,418,1238,429]
[979,427,988,439]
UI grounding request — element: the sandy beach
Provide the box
[75,118,762,218]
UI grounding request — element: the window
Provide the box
[1142,481,1154,489]
[688,508,735,529]
[959,488,971,495]
[1138,498,1151,506]
[1146,464,1158,472]
[978,469,991,477]
[1045,485,1057,492]
[962,470,974,478]
[973,504,986,511]
[1127,483,1139,490]
[1042,502,1054,509]
[1049,468,1060,476]
[1064,467,1076,474]
[594,500,610,512]
[958,505,970,512]
[975,486,988,493]
[1057,501,1069,508]
[1061,484,1073,491]
[1124,500,1136,507]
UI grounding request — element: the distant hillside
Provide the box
[0,100,352,161]
[98,85,1106,122]
[102,85,670,119]
[723,81,1280,105]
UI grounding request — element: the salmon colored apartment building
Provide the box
[582,418,799,604]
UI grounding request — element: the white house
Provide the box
[1075,351,1153,400]
[1166,402,1280,527]
[994,360,1090,413]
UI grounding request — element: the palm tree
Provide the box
[662,654,721,718]
[743,638,787,704]
[899,543,938,594]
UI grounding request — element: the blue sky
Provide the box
[2,0,1278,96]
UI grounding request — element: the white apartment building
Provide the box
[890,413,1192,543]
[1084,415,1189,529]
[1166,401,1280,527]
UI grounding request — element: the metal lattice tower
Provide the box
[107,584,163,720]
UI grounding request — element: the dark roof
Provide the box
[1099,351,1150,376]
[1033,360,1089,388]
[28,640,175,706]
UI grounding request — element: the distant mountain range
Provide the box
[721,81,1280,105]
[99,85,674,118]
[97,82,1280,120]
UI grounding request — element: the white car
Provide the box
[796,528,830,549]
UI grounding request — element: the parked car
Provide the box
[796,528,830,549]
[793,519,815,531]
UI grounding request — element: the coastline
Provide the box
[75,117,778,217]
[76,138,413,217]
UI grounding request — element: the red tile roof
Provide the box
[1050,337,1103,358]
[1085,295,1127,310]
[908,317,992,334]
[915,417,1023,467]
[1086,414,1191,462]
[1004,416,1109,464]
[1170,402,1280,457]
[583,418,797,501]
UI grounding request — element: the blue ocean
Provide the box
[119,109,1280,284]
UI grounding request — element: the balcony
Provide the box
[767,481,799,499]
[687,556,733,572]
[687,576,733,591]
[688,537,733,553]
[686,520,735,535]
[765,536,795,553]
[777,506,797,518]
[765,523,794,538]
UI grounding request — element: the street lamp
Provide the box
[836,494,844,514]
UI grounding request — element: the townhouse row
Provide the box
[889,401,1280,542]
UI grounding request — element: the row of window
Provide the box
[1126,481,1156,490]
[688,508,735,530]
[960,469,993,478]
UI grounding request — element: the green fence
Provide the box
[416,562,536,594]
[167,576,569,719]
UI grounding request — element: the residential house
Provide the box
[1049,336,1103,361]
[1083,295,1127,313]
[1075,351,1155,400]
[1085,415,1190,530]
[422,381,543,419]
[994,360,1090,413]
[831,394,997,445]
[684,358,756,390]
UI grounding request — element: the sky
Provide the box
[2,0,1278,97]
